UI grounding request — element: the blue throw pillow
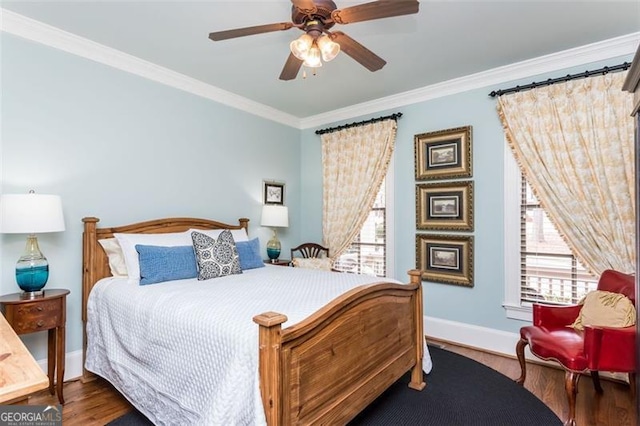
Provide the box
[135,245,197,285]
[236,238,265,270]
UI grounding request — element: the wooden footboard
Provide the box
[254,270,425,425]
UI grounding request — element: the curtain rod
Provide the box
[488,62,631,97]
[315,112,403,135]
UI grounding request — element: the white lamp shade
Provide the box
[0,193,65,234]
[261,205,289,228]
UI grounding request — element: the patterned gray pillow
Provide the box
[191,230,242,280]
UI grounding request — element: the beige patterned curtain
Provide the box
[322,120,397,259]
[497,71,635,275]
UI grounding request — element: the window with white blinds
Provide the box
[333,181,386,277]
[520,180,598,305]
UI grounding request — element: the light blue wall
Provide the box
[1,34,301,359]
[300,54,634,335]
[1,31,634,359]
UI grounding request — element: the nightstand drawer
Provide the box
[10,300,62,333]
[12,314,60,334]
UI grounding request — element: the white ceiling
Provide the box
[2,1,639,120]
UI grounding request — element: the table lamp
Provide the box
[260,205,289,262]
[0,191,65,296]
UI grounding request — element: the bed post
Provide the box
[81,217,99,383]
[253,311,287,426]
[408,269,426,391]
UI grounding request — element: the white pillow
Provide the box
[114,231,192,283]
[188,228,249,242]
[98,238,128,277]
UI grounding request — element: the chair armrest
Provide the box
[584,325,636,371]
[532,303,582,327]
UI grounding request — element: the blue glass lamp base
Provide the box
[15,235,49,296]
[266,247,281,260]
[16,265,49,294]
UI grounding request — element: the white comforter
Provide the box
[86,265,432,425]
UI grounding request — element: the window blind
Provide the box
[333,182,386,277]
[520,180,597,305]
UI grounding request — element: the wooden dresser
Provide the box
[0,313,49,403]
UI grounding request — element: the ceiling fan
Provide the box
[208,0,420,80]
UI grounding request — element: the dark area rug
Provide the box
[107,346,561,425]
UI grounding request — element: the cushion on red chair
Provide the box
[520,325,588,371]
[571,290,636,331]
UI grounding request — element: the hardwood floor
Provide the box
[27,341,637,426]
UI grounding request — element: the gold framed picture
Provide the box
[416,234,473,287]
[414,126,472,180]
[416,181,473,231]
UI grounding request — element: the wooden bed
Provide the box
[81,216,425,425]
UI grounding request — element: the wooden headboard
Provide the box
[81,216,249,380]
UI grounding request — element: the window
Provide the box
[520,181,597,304]
[333,183,386,276]
[333,160,394,278]
[504,147,597,320]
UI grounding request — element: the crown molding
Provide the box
[2,9,638,131]
[300,32,640,129]
[0,9,301,128]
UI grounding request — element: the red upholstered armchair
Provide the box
[515,269,636,426]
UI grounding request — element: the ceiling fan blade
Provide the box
[291,0,317,15]
[331,31,386,72]
[331,1,419,25]
[209,22,293,41]
[279,53,304,80]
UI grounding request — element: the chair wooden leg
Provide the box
[630,373,636,397]
[590,370,603,394]
[515,338,528,385]
[563,371,581,426]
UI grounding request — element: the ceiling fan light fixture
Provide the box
[302,45,323,68]
[290,34,314,60]
[317,35,340,62]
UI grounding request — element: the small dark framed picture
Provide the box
[263,181,285,205]
[416,181,473,231]
[414,126,472,180]
[416,234,473,287]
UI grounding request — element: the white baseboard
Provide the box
[424,315,531,358]
[36,349,83,382]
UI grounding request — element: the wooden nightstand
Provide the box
[0,289,69,404]
[265,259,291,266]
